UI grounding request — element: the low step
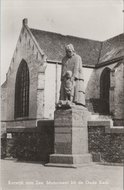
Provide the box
[88,119,113,128]
[90,114,112,120]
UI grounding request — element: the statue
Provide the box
[62,70,74,102]
[47,44,91,168]
[57,44,85,108]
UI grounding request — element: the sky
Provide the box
[1,0,123,84]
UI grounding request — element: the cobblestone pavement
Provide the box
[1,159,123,190]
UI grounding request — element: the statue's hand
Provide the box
[71,76,78,82]
[71,76,74,82]
[74,76,78,81]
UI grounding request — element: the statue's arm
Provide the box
[73,56,82,80]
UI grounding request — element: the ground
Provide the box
[1,159,123,190]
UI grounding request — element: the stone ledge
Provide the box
[6,119,37,128]
[1,118,38,122]
[5,119,54,133]
[88,120,113,127]
[37,120,54,127]
[108,127,124,133]
[7,127,37,133]
[88,120,124,133]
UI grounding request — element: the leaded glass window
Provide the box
[15,59,29,118]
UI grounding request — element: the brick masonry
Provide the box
[88,126,124,163]
[2,121,124,163]
[2,120,54,162]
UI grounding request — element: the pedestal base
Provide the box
[46,106,92,168]
[46,153,92,168]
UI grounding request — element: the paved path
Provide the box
[1,159,123,190]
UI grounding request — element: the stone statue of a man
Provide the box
[58,44,85,108]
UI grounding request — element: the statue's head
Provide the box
[65,44,75,58]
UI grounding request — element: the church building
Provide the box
[1,18,124,127]
[1,18,124,162]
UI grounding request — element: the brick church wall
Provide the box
[1,83,7,121]
[85,62,124,123]
[114,62,124,125]
[3,24,46,128]
[44,63,61,119]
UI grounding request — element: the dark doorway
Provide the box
[100,68,110,115]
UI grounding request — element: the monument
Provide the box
[46,44,92,167]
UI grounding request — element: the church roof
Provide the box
[99,33,124,64]
[28,20,124,67]
[30,28,102,67]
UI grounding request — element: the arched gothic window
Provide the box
[14,59,30,118]
[100,67,110,114]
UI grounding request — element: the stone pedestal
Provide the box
[46,106,92,168]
